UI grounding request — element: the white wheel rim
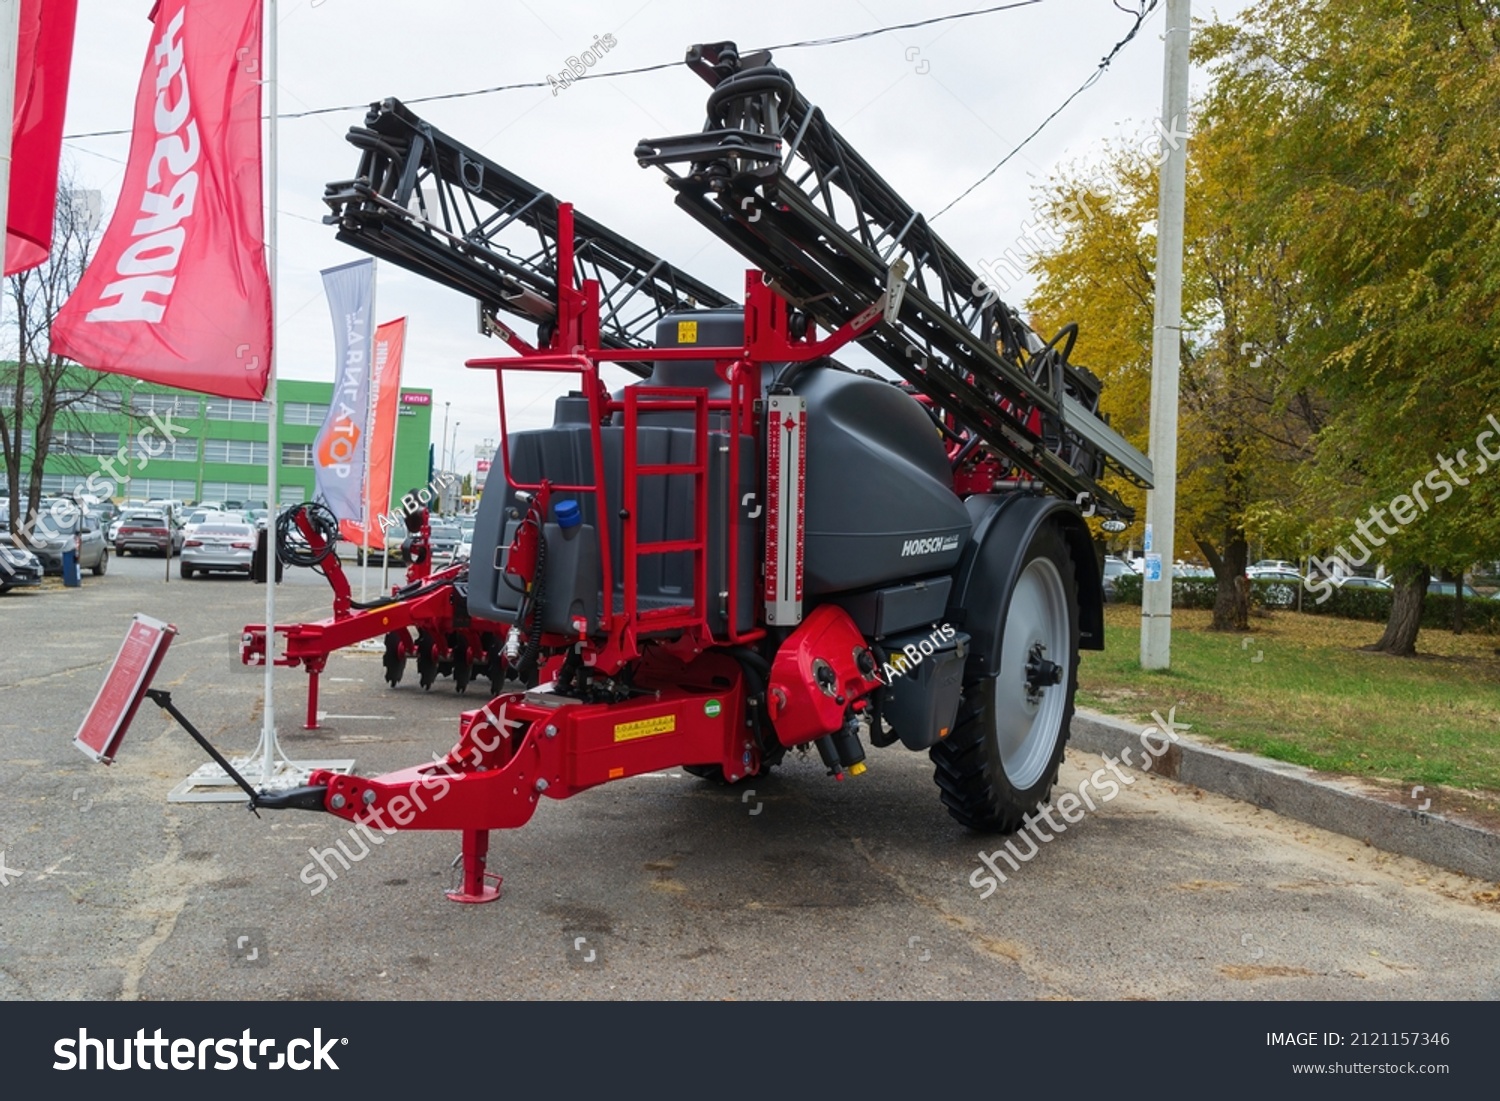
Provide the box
[992,555,1069,791]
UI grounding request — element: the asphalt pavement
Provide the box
[1,553,1498,1000]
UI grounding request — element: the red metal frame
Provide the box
[242,511,507,729]
[271,203,905,901]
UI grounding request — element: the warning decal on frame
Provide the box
[677,320,698,344]
[614,714,676,742]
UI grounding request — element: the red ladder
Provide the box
[620,386,710,633]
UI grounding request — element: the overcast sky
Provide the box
[59,0,1253,467]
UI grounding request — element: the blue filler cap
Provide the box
[554,499,582,530]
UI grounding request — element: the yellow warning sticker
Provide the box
[677,320,698,343]
[614,714,676,742]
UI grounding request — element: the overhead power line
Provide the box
[63,1,1046,140]
[929,0,1160,220]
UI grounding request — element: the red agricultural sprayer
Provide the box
[243,43,1152,903]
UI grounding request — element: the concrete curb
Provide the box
[1070,708,1500,883]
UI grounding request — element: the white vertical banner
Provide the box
[314,258,375,526]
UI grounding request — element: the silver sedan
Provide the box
[180,522,256,579]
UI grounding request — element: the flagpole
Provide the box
[359,263,378,604]
[164,0,352,800]
[260,0,280,783]
[381,319,403,596]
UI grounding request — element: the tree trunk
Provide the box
[1364,563,1429,655]
[1197,531,1249,631]
[1450,569,1465,635]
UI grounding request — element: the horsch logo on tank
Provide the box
[900,534,962,557]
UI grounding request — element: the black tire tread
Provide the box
[929,522,1080,834]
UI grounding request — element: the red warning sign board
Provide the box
[74,614,176,764]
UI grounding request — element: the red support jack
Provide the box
[303,659,323,730]
[447,828,501,904]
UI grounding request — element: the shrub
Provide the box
[1109,571,1500,633]
[1421,593,1500,634]
[1298,585,1393,623]
[1109,572,1225,609]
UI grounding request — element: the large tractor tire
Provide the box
[931,521,1080,833]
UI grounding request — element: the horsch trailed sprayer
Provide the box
[247,43,1152,903]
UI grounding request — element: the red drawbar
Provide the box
[311,651,754,833]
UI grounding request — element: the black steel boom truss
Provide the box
[323,98,733,376]
[635,43,1153,515]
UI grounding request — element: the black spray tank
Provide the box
[788,363,970,595]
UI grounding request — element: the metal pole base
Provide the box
[445,829,502,904]
[167,754,356,803]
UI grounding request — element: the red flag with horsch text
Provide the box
[50,0,270,400]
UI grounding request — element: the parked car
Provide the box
[26,504,109,575]
[180,508,224,542]
[89,500,120,528]
[115,510,181,557]
[1247,566,1304,608]
[109,508,157,544]
[1101,554,1134,601]
[180,521,257,578]
[1334,575,1392,591]
[1251,559,1299,572]
[0,534,45,592]
[360,528,408,567]
[428,522,463,566]
[1428,579,1480,598]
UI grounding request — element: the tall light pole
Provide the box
[1140,0,1191,670]
[448,422,460,512]
[440,400,450,479]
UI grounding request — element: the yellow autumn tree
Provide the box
[1026,113,1321,630]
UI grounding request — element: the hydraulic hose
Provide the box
[277,501,340,569]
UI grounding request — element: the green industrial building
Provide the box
[1,366,433,514]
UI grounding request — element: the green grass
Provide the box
[1079,605,1500,794]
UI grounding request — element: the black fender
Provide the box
[944,494,1103,681]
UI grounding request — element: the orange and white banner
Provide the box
[340,318,406,548]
